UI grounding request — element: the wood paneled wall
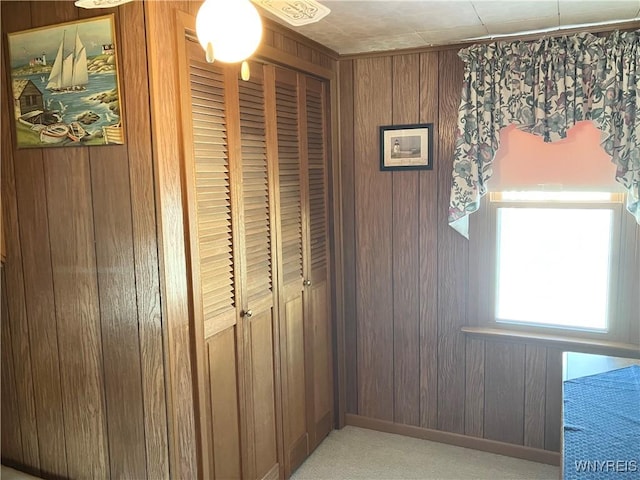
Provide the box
[1,1,169,479]
[2,1,336,478]
[339,50,549,454]
[340,46,640,456]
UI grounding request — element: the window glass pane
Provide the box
[495,207,613,331]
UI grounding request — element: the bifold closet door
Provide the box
[181,37,332,479]
[302,77,333,450]
[272,66,309,477]
[235,63,282,480]
[180,39,244,480]
[272,66,334,476]
[180,40,281,480]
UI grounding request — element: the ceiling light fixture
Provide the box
[196,0,263,80]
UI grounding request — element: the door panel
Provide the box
[207,328,242,480]
[284,295,307,472]
[305,80,328,282]
[180,38,243,480]
[248,309,279,479]
[310,283,332,435]
[304,77,333,450]
[237,63,282,480]
[274,66,309,476]
[275,69,304,290]
[238,67,273,306]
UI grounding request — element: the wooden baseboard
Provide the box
[345,414,560,466]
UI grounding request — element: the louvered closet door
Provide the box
[272,66,309,477]
[303,77,333,450]
[235,63,281,480]
[180,39,243,480]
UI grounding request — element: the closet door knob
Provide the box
[303,279,312,287]
[242,309,253,318]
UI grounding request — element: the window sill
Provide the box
[461,326,640,357]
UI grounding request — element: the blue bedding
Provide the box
[563,364,640,479]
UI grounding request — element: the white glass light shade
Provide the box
[196,0,263,63]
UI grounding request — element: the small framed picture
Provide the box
[380,123,433,171]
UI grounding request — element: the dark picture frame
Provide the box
[380,123,433,171]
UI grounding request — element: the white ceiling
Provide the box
[255,0,640,55]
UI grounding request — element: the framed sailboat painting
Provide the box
[8,15,124,148]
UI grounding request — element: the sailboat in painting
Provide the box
[47,28,88,92]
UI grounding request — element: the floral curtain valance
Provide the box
[449,29,640,237]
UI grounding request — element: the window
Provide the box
[468,122,637,344]
[491,191,622,334]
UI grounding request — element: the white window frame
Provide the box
[480,192,627,342]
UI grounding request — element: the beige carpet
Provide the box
[291,426,560,480]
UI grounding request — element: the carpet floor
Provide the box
[291,426,560,480]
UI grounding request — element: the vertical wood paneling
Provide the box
[354,56,394,420]
[2,12,67,458]
[118,2,169,477]
[464,338,484,437]
[391,54,421,427]
[90,144,147,480]
[45,150,109,479]
[2,2,171,478]
[524,345,547,449]
[418,51,440,430]
[297,44,313,63]
[484,341,525,445]
[338,59,357,415]
[260,22,336,72]
[13,150,68,478]
[436,49,467,434]
[272,31,298,56]
[1,271,23,465]
[31,3,110,479]
[545,349,563,452]
[144,2,198,477]
[1,2,41,472]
